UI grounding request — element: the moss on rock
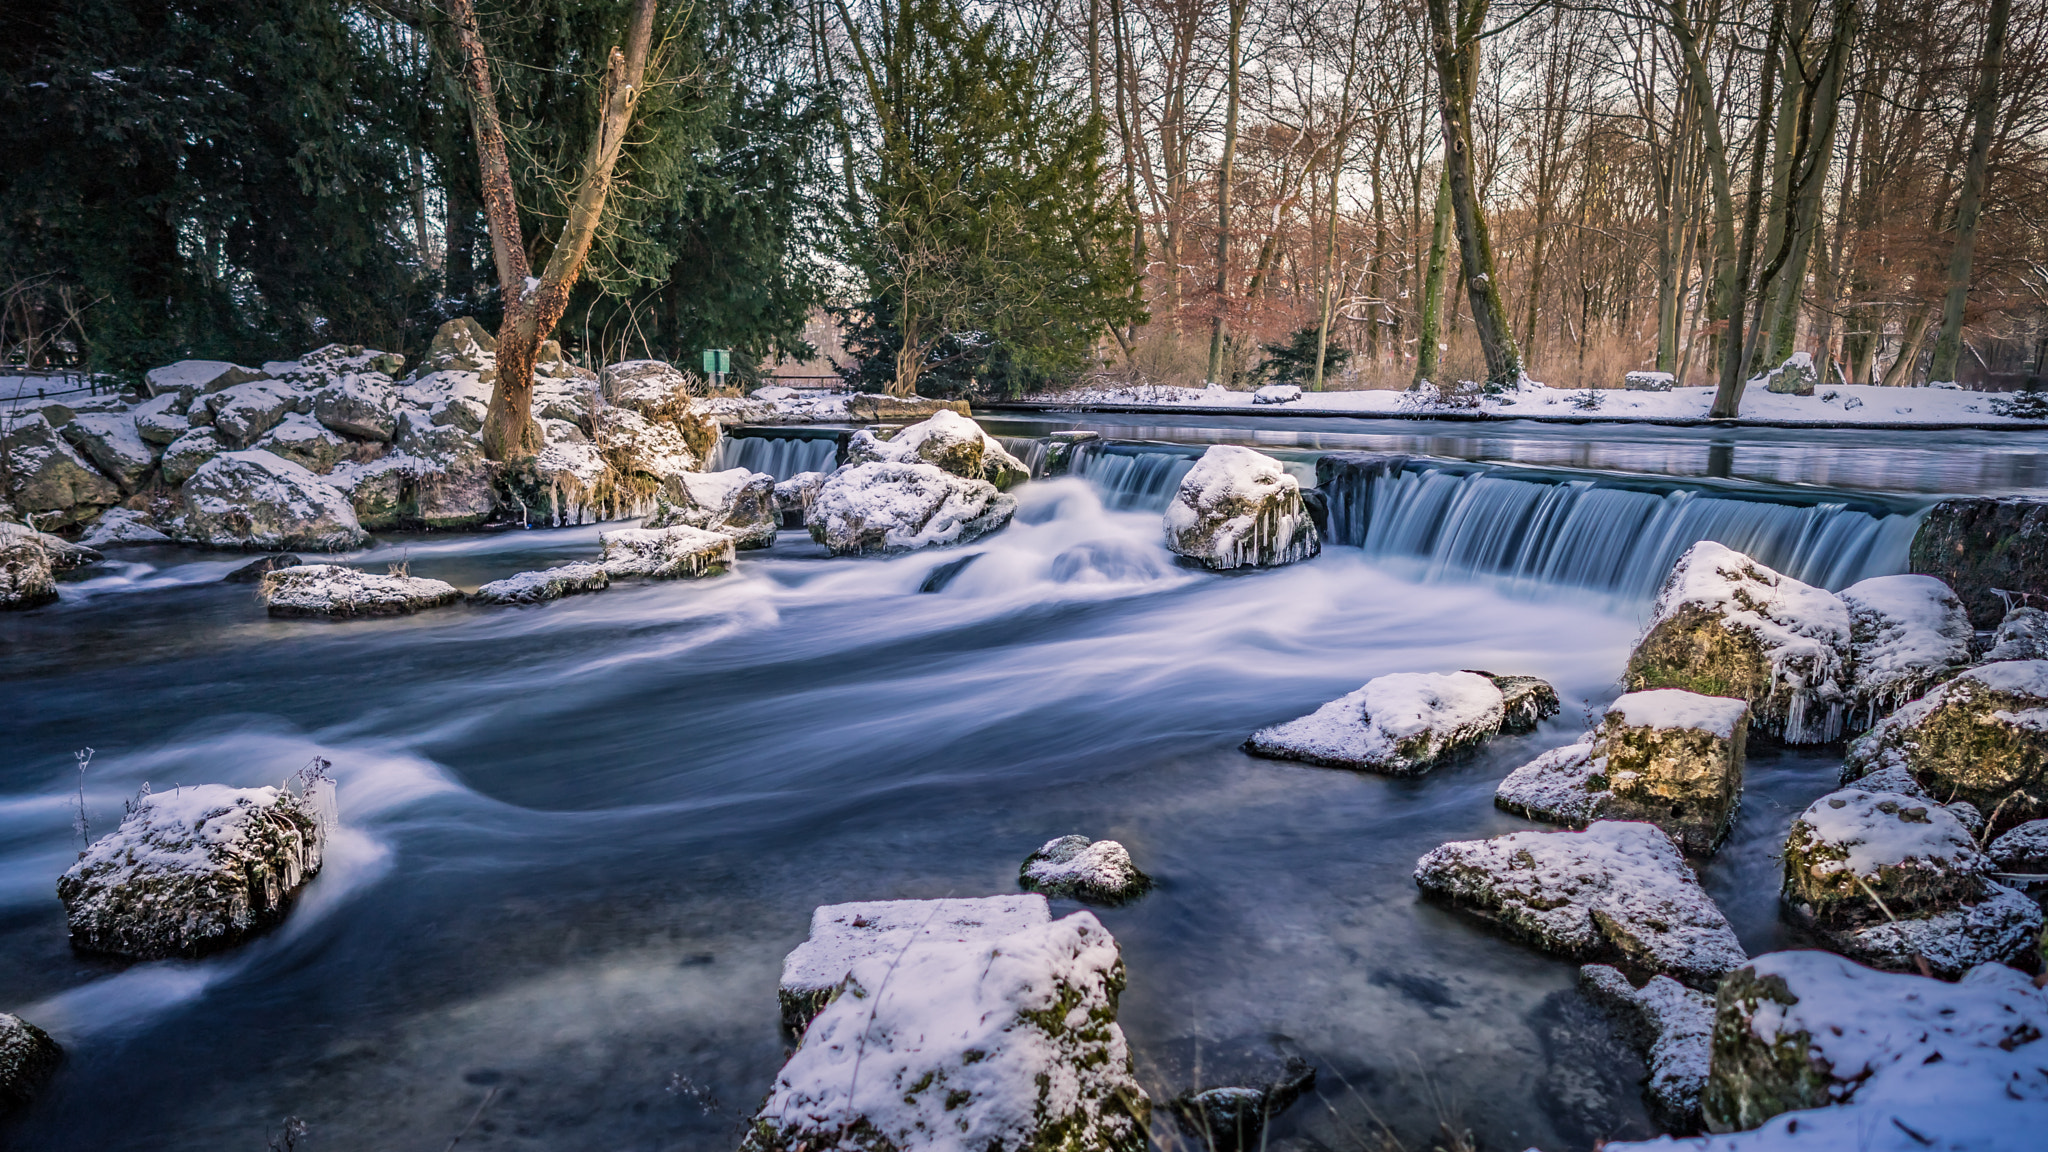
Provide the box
[1909,496,2048,628]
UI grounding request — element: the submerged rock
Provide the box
[846,409,1030,489]
[1580,963,1713,1133]
[57,782,330,958]
[222,553,303,583]
[1246,670,1505,776]
[806,461,1017,555]
[1909,495,2048,628]
[0,522,58,611]
[1625,541,1850,744]
[1840,574,1972,727]
[1165,1052,1315,1152]
[1481,673,1562,733]
[1413,820,1746,989]
[1019,835,1151,904]
[471,562,611,605]
[1163,444,1320,570]
[260,564,461,618]
[170,450,368,551]
[745,907,1147,1152]
[776,896,1054,1035]
[599,525,735,579]
[647,467,777,549]
[0,1013,61,1118]
[1842,659,2048,828]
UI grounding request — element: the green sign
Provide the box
[702,348,730,375]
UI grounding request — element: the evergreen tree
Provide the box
[1255,328,1351,387]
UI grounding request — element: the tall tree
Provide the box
[1424,0,1522,384]
[1927,0,2012,380]
[1206,0,1251,383]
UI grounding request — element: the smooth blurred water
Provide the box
[0,456,1935,1150]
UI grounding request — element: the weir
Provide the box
[709,431,841,479]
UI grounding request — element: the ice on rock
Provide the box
[1626,541,1851,744]
[1842,659,2048,825]
[57,783,329,958]
[0,522,58,610]
[1840,574,1972,725]
[1163,444,1320,570]
[1985,606,2048,662]
[1412,820,1746,988]
[746,907,1147,1152]
[1579,963,1713,1132]
[846,409,1030,489]
[1019,835,1152,904]
[806,461,1017,555]
[471,562,611,605]
[598,525,735,579]
[776,895,1053,1034]
[0,1013,61,1117]
[646,467,778,549]
[1247,671,1506,776]
[260,564,462,618]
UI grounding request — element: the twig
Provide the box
[444,1085,498,1151]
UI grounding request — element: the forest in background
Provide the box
[3,0,2046,401]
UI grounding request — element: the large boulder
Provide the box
[1625,541,1851,744]
[254,413,350,475]
[422,317,496,374]
[646,467,778,549]
[601,358,698,418]
[159,427,225,486]
[320,456,415,531]
[1246,670,1507,776]
[1985,606,2048,661]
[776,895,1052,1034]
[169,450,368,551]
[260,564,462,618]
[60,412,158,492]
[77,507,171,548]
[1840,574,1973,726]
[0,1014,61,1118]
[806,461,1017,555]
[1843,660,2048,828]
[312,373,399,441]
[1412,820,1747,989]
[599,525,735,579]
[743,906,1147,1152]
[1019,835,1151,904]
[1579,963,1713,1133]
[57,782,330,958]
[470,562,611,605]
[1759,352,1818,396]
[205,380,300,448]
[131,392,192,446]
[395,422,498,529]
[0,413,122,525]
[1781,788,2040,977]
[1499,690,1750,854]
[141,359,266,399]
[401,369,491,433]
[846,409,1030,489]
[1700,951,2048,1136]
[1163,444,1320,570]
[0,522,58,610]
[1909,496,2048,628]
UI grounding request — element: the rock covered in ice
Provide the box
[1843,659,2048,826]
[57,782,330,958]
[1163,444,1320,570]
[1908,495,2048,628]
[1840,574,1972,725]
[170,450,368,551]
[776,895,1053,1034]
[0,412,121,525]
[646,467,777,549]
[1580,963,1712,1132]
[598,525,735,579]
[1626,541,1850,744]
[205,380,301,448]
[1696,951,2048,1138]
[744,908,1147,1152]
[806,461,1017,555]
[1251,383,1302,404]
[1412,820,1746,989]
[77,507,171,548]
[0,1012,60,1117]
[773,470,826,526]
[259,564,461,617]
[1481,673,1562,733]
[846,409,1030,489]
[1987,818,2048,872]
[1986,606,2048,662]
[0,522,57,611]
[1247,671,1506,776]
[254,413,349,474]
[312,372,399,441]
[471,562,611,605]
[1019,835,1152,904]
[60,411,158,491]
[159,426,224,486]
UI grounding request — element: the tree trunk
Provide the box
[1414,168,1453,387]
[1206,0,1249,383]
[1764,0,1855,367]
[1885,306,1932,385]
[1425,0,1522,385]
[1312,136,1346,392]
[1927,0,2011,382]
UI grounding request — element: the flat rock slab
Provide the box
[1248,670,1505,776]
[776,895,1051,1034]
[1580,963,1712,1133]
[1413,820,1746,989]
[261,564,461,618]
[1019,835,1151,904]
[471,562,611,605]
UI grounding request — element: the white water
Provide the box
[708,433,839,479]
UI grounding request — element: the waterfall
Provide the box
[710,434,840,480]
[1064,443,1201,511]
[998,436,1050,477]
[1318,453,1921,599]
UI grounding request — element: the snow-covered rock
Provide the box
[1494,741,1604,825]
[56,782,329,958]
[312,372,399,441]
[777,896,1053,1032]
[601,359,697,418]
[1412,820,1746,989]
[646,467,777,549]
[0,412,121,525]
[298,342,404,378]
[159,426,224,486]
[1626,541,1851,744]
[260,564,461,617]
[773,470,826,526]
[1019,836,1151,904]
[1163,444,1320,570]
[0,522,57,610]
[1759,352,1818,396]
[29,529,101,571]
[394,422,497,529]
[322,454,418,530]
[130,392,191,446]
[598,525,735,579]
[254,413,350,474]
[170,450,367,551]
[421,317,495,374]
[205,380,300,448]
[594,406,704,484]
[845,409,1029,489]
[470,562,611,605]
[1841,574,1972,726]
[1485,673,1562,733]
[60,411,158,491]
[1843,659,2048,826]
[0,1013,61,1117]
[744,907,1148,1152]
[1625,371,1676,392]
[1580,963,1712,1132]
[142,360,266,399]
[1985,606,2048,662]
[1696,951,2048,1138]
[806,461,1017,555]
[78,507,171,548]
[1251,383,1302,405]
[1246,671,1506,776]
[846,393,971,423]
[1987,818,2048,874]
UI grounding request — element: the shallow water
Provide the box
[0,425,1991,1150]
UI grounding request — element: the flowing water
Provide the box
[0,417,2020,1151]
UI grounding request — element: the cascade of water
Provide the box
[998,436,1051,477]
[709,435,840,480]
[1064,444,1199,511]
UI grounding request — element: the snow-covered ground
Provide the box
[1019,379,2048,425]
